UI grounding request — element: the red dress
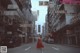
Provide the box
[36,37,44,48]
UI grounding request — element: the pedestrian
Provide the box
[36,35,44,49]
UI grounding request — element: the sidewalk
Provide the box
[8,43,32,50]
[53,44,80,48]
[63,44,80,48]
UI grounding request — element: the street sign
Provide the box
[39,1,49,6]
[61,0,80,4]
[38,25,41,33]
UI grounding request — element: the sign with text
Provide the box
[60,0,80,4]
[39,1,49,6]
[0,46,7,53]
[38,25,41,33]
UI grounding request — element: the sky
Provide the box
[31,0,48,34]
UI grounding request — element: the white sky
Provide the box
[31,0,48,34]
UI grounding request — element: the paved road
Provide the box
[8,42,80,53]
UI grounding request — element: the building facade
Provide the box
[0,0,37,48]
[46,0,80,46]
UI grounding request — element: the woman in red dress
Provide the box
[36,36,44,48]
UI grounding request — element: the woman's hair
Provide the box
[39,35,42,38]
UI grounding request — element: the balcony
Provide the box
[3,0,25,18]
[4,11,19,16]
[8,4,18,10]
[3,4,23,16]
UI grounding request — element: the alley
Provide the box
[8,42,80,53]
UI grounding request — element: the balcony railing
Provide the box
[8,4,18,9]
[4,11,19,16]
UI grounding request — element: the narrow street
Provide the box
[0,0,80,53]
[8,42,80,53]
